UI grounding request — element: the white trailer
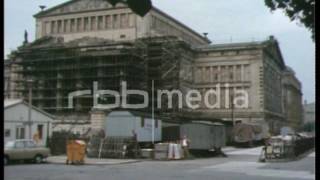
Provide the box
[104,111,162,142]
[180,121,226,150]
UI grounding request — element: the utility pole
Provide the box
[27,79,34,139]
[152,80,155,144]
[231,94,235,126]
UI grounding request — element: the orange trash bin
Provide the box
[66,140,86,165]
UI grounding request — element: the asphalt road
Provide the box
[4,147,315,180]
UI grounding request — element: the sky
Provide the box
[4,0,315,103]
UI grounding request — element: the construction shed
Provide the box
[4,99,53,146]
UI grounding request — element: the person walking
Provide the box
[181,135,190,159]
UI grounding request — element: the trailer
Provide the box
[104,111,162,143]
[180,121,226,150]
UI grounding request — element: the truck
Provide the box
[232,122,269,146]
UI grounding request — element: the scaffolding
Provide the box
[9,36,194,123]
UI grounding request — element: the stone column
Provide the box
[241,64,244,81]
[90,109,110,131]
[233,65,236,82]
[210,66,213,83]
[218,66,221,82]
[202,67,205,83]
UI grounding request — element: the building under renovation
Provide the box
[5,0,303,135]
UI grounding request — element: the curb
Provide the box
[46,159,142,166]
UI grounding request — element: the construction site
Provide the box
[4,0,306,159]
[9,35,195,122]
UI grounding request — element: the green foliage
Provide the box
[105,0,152,17]
[303,122,315,132]
[264,0,315,41]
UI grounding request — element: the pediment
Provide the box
[35,0,127,17]
[264,40,286,69]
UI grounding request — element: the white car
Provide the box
[4,139,50,165]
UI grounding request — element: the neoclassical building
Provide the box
[5,0,303,135]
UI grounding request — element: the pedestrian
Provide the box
[33,130,40,144]
[181,135,190,159]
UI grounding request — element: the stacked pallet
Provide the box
[154,143,169,160]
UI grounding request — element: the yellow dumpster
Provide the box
[66,140,86,165]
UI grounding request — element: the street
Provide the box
[4,147,315,180]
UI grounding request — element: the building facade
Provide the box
[282,66,304,130]
[5,0,303,135]
[303,102,315,124]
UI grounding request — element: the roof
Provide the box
[33,0,210,44]
[4,99,55,119]
[107,110,164,120]
[197,36,286,70]
[151,7,210,44]
[34,0,82,17]
[4,99,23,108]
[196,40,266,51]
[189,121,224,126]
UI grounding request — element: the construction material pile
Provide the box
[154,143,184,160]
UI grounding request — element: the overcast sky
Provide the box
[4,0,315,102]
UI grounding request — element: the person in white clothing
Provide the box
[181,135,190,158]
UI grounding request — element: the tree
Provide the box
[264,0,315,41]
[106,0,152,17]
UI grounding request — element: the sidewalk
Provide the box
[46,156,141,165]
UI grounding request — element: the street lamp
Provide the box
[27,79,34,139]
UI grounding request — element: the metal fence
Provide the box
[264,135,315,160]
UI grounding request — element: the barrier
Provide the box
[261,134,315,162]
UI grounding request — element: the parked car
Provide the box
[4,139,50,165]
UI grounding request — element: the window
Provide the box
[5,129,10,137]
[128,13,135,27]
[16,127,25,139]
[141,117,145,127]
[97,16,103,30]
[45,22,51,35]
[113,14,119,29]
[51,21,56,33]
[90,16,96,30]
[70,19,75,32]
[84,17,89,31]
[120,13,128,28]
[15,141,25,149]
[105,15,112,29]
[77,18,82,32]
[37,124,43,140]
[57,20,62,33]
[25,141,36,148]
[229,71,233,81]
[63,20,68,33]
